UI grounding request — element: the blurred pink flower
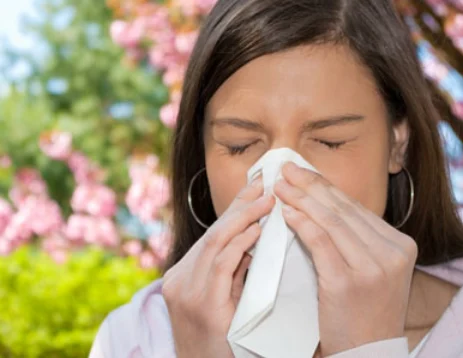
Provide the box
[139,250,159,269]
[65,214,119,247]
[452,101,463,119]
[21,196,64,236]
[128,154,159,182]
[42,234,69,264]
[163,66,186,87]
[126,174,170,222]
[65,214,89,243]
[0,238,13,256]
[0,198,13,234]
[2,210,33,245]
[39,131,73,160]
[445,14,463,38]
[110,20,145,48]
[9,169,48,208]
[67,152,105,184]
[148,230,172,261]
[173,0,217,16]
[123,240,143,257]
[175,31,198,55]
[71,184,117,217]
[85,216,120,247]
[0,155,11,168]
[160,101,180,128]
[422,58,448,82]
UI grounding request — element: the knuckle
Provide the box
[330,275,352,294]
[321,211,344,227]
[212,255,230,275]
[305,227,329,249]
[162,277,178,302]
[360,265,385,286]
[335,200,354,215]
[390,250,411,271]
[402,235,418,259]
[306,172,323,187]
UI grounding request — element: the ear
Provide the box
[388,119,410,174]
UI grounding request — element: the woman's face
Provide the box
[204,44,409,218]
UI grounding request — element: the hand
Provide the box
[274,162,418,357]
[162,177,275,358]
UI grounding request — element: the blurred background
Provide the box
[0,0,462,356]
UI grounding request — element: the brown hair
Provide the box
[165,0,463,271]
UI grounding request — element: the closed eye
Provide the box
[316,140,346,150]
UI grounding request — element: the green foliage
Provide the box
[0,247,158,357]
[0,90,75,211]
[0,0,172,203]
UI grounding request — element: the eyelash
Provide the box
[315,140,347,150]
[227,144,253,156]
[226,140,346,156]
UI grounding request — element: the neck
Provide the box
[405,269,459,330]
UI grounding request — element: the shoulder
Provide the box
[89,278,175,358]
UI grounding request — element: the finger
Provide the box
[206,223,261,304]
[282,205,348,280]
[231,253,252,306]
[189,194,273,289]
[275,179,372,269]
[282,161,330,193]
[226,175,263,213]
[328,185,416,259]
[281,163,402,261]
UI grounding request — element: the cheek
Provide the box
[206,158,249,217]
[323,141,390,217]
[336,166,389,217]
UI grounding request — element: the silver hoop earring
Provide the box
[188,168,210,229]
[394,167,415,229]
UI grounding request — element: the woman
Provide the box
[90,0,463,357]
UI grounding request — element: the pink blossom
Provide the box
[139,250,159,269]
[0,155,11,168]
[128,154,159,182]
[148,230,172,261]
[42,234,69,264]
[126,174,170,222]
[39,131,73,160]
[452,101,463,119]
[65,214,89,243]
[71,184,117,217]
[173,0,217,16]
[67,152,105,184]
[85,216,120,247]
[160,101,180,128]
[0,198,13,234]
[163,66,186,87]
[123,240,143,256]
[21,196,64,236]
[422,58,448,82]
[445,14,463,38]
[65,214,119,247]
[2,210,33,245]
[9,169,48,207]
[110,20,145,48]
[175,31,198,55]
[0,239,13,256]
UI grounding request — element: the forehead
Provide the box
[206,44,385,121]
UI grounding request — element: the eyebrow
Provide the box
[301,114,365,131]
[210,114,364,132]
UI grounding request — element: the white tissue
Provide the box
[227,148,320,358]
